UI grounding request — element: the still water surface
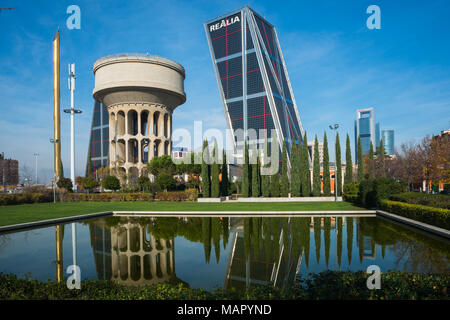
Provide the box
[0,215,448,291]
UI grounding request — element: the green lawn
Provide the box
[0,201,364,227]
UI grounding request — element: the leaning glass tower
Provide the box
[204,7,306,159]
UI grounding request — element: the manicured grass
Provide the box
[0,201,364,227]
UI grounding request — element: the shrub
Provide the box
[343,183,359,195]
[80,177,99,193]
[155,173,177,191]
[389,193,450,210]
[137,176,151,192]
[155,191,189,201]
[379,199,450,230]
[102,175,121,191]
[358,178,404,208]
[185,188,198,201]
[57,177,73,192]
[343,194,359,204]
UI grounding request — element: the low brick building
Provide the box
[0,152,19,186]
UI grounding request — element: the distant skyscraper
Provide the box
[381,130,394,155]
[86,100,109,176]
[204,6,306,161]
[375,122,380,148]
[355,108,378,160]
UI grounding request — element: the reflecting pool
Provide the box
[0,215,448,291]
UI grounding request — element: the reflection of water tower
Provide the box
[93,53,186,181]
[111,222,175,286]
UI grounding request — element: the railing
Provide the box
[94,53,185,72]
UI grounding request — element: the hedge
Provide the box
[390,193,450,210]
[379,199,450,230]
[0,271,448,300]
[343,194,359,204]
[0,190,199,205]
[0,193,52,206]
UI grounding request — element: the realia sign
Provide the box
[209,15,240,32]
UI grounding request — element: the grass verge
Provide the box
[0,201,364,227]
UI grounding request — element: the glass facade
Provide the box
[205,7,305,160]
[354,108,376,160]
[86,100,109,176]
[382,130,394,155]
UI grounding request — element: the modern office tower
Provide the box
[86,100,109,176]
[0,152,19,187]
[92,53,186,182]
[204,7,306,162]
[381,130,394,155]
[355,108,378,160]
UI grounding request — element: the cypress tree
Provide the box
[222,217,229,249]
[221,149,229,196]
[323,132,331,196]
[344,134,353,185]
[301,132,311,196]
[357,136,364,182]
[261,137,271,197]
[378,139,386,177]
[347,216,353,265]
[312,135,321,196]
[201,139,210,198]
[87,148,93,177]
[211,139,220,198]
[300,217,310,267]
[272,218,281,260]
[202,217,211,263]
[290,139,300,197]
[280,141,289,197]
[270,173,280,197]
[368,141,375,179]
[313,217,321,263]
[242,141,250,197]
[212,217,221,263]
[337,217,343,267]
[324,217,331,268]
[251,145,260,197]
[244,218,251,260]
[335,132,342,196]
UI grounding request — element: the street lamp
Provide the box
[329,124,339,202]
[33,153,39,185]
[63,63,82,191]
[49,138,59,203]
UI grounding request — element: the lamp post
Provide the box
[64,63,82,192]
[33,153,39,185]
[329,124,339,202]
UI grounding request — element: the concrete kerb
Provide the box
[0,210,375,233]
[0,211,113,233]
[376,210,450,239]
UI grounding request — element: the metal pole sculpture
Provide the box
[53,30,62,181]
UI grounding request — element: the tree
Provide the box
[80,177,99,193]
[57,177,73,192]
[211,139,220,198]
[367,141,375,179]
[290,139,300,197]
[137,175,150,192]
[323,132,331,196]
[220,149,229,196]
[301,132,311,196]
[312,135,321,196]
[147,155,176,177]
[376,138,386,178]
[280,141,289,197]
[86,148,93,178]
[357,135,364,182]
[344,134,353,184]
[270,173,280,197]
[242,141,250,197]
[59,159,65,179]
[335,132,342,196]
[201,139,211,198]
[251,146,261,197]
[103,175,121,191]
[155,173,176,191]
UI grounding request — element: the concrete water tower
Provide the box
[93,53,186,181]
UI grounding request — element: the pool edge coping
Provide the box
[376,210,450,239]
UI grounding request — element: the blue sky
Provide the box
[1,0,449,183]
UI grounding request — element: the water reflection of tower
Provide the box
[90,219,177,286]
[224,218,303,291]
